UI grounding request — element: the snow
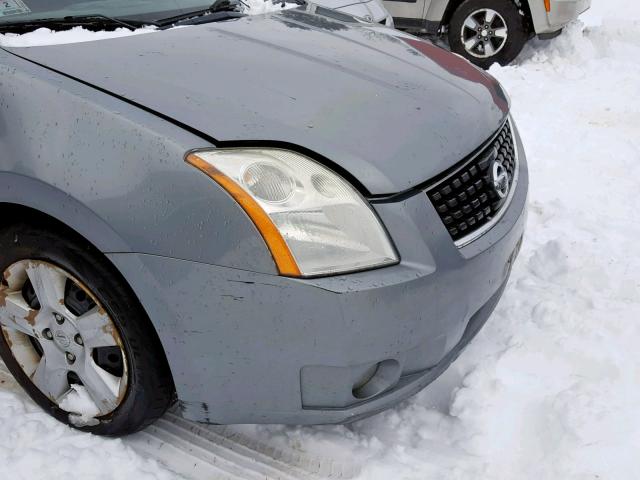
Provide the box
[243,0,298,16]
[0,2,296,47]
[0,369,180,480]
[1,0,639,479]
[58,384,101,427]
[0,25,158,47]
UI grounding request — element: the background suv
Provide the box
[384,0,591,67]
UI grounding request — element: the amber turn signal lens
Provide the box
[186,153,302,277]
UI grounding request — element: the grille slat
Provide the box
[426,121,517,245]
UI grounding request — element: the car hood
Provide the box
[5,10,509,195]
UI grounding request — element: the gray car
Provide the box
[0,0,527,436]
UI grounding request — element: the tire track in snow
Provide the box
[0,362,360,480]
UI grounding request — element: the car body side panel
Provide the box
[311,0,393,25]
[335,0,393,25]
[528,0,592,34]
[383,0,429,22]
[0,49,278,274]
[424,0,449,22]
[383,0,492,24]
[383,0,450,32]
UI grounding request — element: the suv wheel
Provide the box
[448,0,528,69]
[0,222,175,436]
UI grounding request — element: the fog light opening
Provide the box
[352,359,401,400]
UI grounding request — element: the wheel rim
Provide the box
[0,260,128,421]
[460,8,508,59]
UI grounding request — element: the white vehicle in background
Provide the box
[312,0,394,26]
[282,0,394,26]
[382,0,591,67]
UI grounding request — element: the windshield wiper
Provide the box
[0,14,156,35]
[154,0,246,28]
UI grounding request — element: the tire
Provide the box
[0,221,175,436]
[448,0,528,69]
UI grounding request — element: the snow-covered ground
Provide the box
[1,1,640,479]
[0,368,178,479]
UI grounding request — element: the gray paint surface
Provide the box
[6,10,508,195]
[0,48,277,272]
[107,128,527,422]
[0,10,527,424]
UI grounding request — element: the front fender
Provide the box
[0,48,277,275]
[0,174,130,252]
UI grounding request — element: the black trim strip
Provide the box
[370,118,509,204]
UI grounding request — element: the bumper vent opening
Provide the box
[352,359,401,400]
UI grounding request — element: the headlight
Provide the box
[186,149,398,277]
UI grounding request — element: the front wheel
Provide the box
[448,0,528,69]
[0,222,175,436]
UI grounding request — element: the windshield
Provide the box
[0,0,213,24]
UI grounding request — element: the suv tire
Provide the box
[448,0,528,69]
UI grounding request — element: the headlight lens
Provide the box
[187,149,398,277]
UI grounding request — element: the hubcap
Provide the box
[0,260,128,420]
[460,8,508,59]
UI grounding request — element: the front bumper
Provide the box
[534,0,592,34]
[107,125,528,425]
